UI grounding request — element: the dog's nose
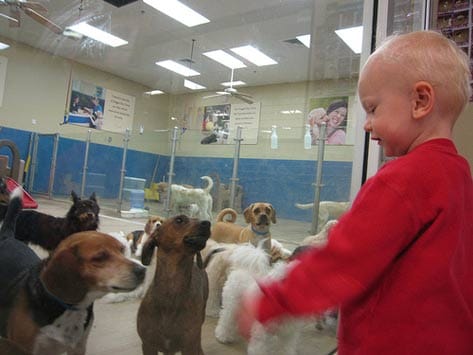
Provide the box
[200,220,211,228]
[134,264,146,284]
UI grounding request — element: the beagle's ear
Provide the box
[269,204,277,224]
[141,236,158,266]
[243,204,254,224]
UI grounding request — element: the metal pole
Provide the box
[80,129,92,198]
[48,133,60,200]
[311,123,327,234]
[28,133,39,193]
[230,126,243,209]
[117,128,130,212]
[165,127,179,217]
[24,132,35,191]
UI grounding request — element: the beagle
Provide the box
[0,188,145,355]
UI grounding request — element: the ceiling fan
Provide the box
[0,0,63,34]
[203,68,254,104]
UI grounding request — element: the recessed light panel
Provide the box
[184,79,206,90]
[230,45,277,66]
[203,50,246,69]
[156,60,200,77]
[335,26,363,54]
[143,0,210,27]
[67,22,128,47]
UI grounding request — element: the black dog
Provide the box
[15,190,100,251]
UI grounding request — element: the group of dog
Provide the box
[0,174,348,354]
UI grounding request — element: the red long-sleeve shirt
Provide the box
[257,139,473,354]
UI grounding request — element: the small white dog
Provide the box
[171,175,214,220]
[214,243,307,355]
[295,200,350,232]
[203,238,291,318]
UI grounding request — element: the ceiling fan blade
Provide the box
[23,7,63,34]
[234,91,252,98]
[203,93,226,99]
[0,11,19,26]
[233,93,254,104]
[8,6,20,27]
[20,1,47,13]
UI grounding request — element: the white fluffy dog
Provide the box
[171,175,214,220]
[295,200,350,232]
[214,243,306,355]
[203,238,291,318]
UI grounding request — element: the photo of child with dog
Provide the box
[237,30,473,354]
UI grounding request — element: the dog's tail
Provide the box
[0,187,23,241]
[216,208,237,223]
[295,202,314,210]
[202,247,227,268]
[201,175,214,193]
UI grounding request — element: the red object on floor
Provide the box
[5,177,38,209]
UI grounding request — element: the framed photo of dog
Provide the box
[200,102,261,145]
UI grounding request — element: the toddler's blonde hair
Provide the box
[376,31,471,118]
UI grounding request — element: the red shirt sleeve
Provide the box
[256,174,422,324]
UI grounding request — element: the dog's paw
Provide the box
[215,326,238,344]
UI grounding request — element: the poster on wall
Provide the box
[200,104,231,144]
[200,102,261,145]
[63,79,135,133]
[307,96,349,145]
[227,102,261,145]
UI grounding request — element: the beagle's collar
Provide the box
[40,279,79,311]
[251,225,270,236]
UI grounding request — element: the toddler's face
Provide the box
[358,56,418,157]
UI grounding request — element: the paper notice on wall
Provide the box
[103,89,135,132]
[227,102,261,144]
[0,56,7,108]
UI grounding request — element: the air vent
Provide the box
[103,0,138,7]
[283,38,305,46]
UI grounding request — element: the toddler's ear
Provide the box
[412,81,434,120]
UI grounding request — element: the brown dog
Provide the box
[210,203,276,251]
[137,214,211,355]
[0,190,146,355]
[125,215,166,258]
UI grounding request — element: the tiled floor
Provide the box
[28,195,338,355]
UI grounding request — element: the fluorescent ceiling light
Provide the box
[296,34,311,48]
[184,79,206,90]
[203,50,246,69]
[145,90,164,95]
[0,41,10,50]
[221,80,246,87]
[335,25,363,54]
[143,0,210,27]
[67,22,128,47]
[231,45,277,66]
[156,60,200,77]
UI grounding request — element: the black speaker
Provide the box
[103,0,138,7]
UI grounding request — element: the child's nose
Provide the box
[363,118,371,132]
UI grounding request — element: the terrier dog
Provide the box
[214,243,307,355]
[0,188,145,355]
[210,203,276,252]
[170,176,214,220]
[126,215,166,258]
[15,190,100,251]
[137,215,211,355]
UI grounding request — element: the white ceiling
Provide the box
[0,0,363,95]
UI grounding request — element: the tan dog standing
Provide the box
[137,215,211,355]
[210,203,276,252]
